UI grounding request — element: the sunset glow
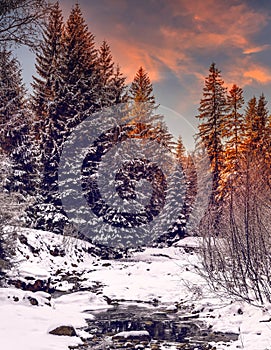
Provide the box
[18,0,271,146]
[55,1,271,115]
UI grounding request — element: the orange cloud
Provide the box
[162,1,267,55]
[86,0,271,107]
[244,67,271,84]
[109,39,161,83]
[243,44,271,55]
[121,0,269,91]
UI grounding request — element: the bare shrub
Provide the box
[200,151,271,304]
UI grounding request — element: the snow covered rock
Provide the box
[113,330,151,342]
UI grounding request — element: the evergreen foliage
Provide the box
[219,84,245,196]
[128,66,173,149]
[97,40,127,107]
[0,48,35,196]
[196,62,227,199]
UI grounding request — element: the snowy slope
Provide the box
[0,228,271,350]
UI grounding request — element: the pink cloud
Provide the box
[106,0,269,93]
[243,44,271,55]
[109,39,162,83]
[244,66,271,84]
[57,0,271,115]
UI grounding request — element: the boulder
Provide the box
[28,296,39,306]
[10,277,54,293]
[49,325,77,337]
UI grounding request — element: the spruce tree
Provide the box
[98,40,119,107]
[163,135,188,241]
[0,48,35,197]
[30,2,66,232]
[56,2,99,129]
[128,66,172,147]
[243,95,270,189]
[172,136,198,238]
[111,64,128,105]
[176,136,186,164]
[196,62,227,201]
[196,63,227,235]
[243,94,269,154]
[129,66,156,129]
[31,1,63,130]
[183,154,197,222]
[243,96,258,151]
[0,154,17,282]
[219,84,245,196]
[175,136,189,219]
[52,3,100,232]
[224,84,245,158]
[30,3,101,233]
[0,48,28,154]
[256,93,269,153]
[130,66,156,105]
[155,161,186,246]
[31,0,64,195]
[125,67,175,242]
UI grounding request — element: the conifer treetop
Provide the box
[129,66,156,105]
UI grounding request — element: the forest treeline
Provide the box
[0,2,174,235]
[1,1,271,236]
[1,1,271,302]
[197,63,271,304]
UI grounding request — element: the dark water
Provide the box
[76,303,239,350]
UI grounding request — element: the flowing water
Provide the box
[75,303,239,350]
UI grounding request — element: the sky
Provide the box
[17,0,271,150]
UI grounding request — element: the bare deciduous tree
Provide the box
[200,149,271,304]
[0,0,51,49]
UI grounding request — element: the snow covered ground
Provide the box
[0,228,271,350]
